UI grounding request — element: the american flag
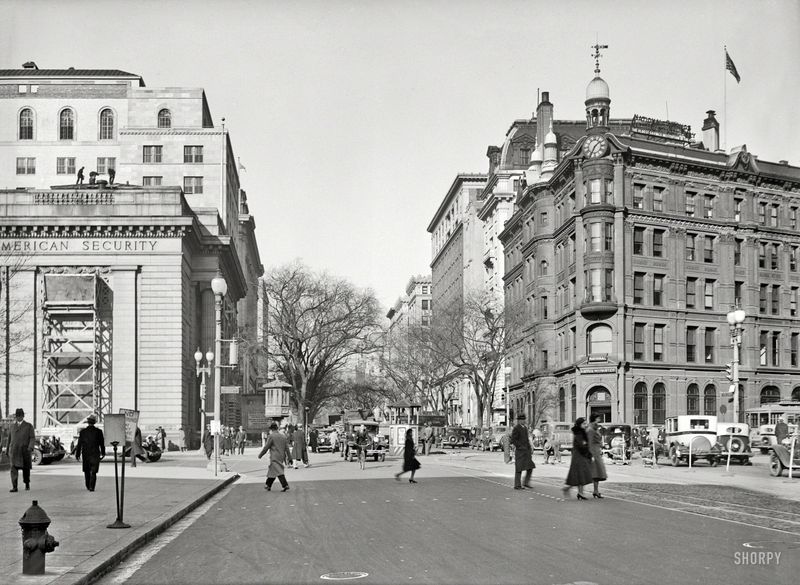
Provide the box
[725,49,741,83]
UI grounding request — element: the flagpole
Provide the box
[723,45,727,151]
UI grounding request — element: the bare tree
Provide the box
[0,251,35,418]
[379,323,457,413]
[435,290,523,428]
[264,262,383,428]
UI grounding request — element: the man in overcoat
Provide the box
[8,408,35,492]
[235,426,247,455]
[75,415,106,491]
[510,413,535,490]
[292,426,308,467]
[258,422,290,491]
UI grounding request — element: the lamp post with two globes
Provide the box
[726,309,746,423]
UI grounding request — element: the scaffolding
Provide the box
[40,273,112,427]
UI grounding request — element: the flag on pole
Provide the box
[237,157,246,172]
[725,49,740,83]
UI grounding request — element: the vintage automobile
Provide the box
[716,423,753,465]
[344,420,386,462]
[755,423,799,454]
[665,415,720,467]
[442,426,472,449]
[769,438,800,477]
[474,426,507,451]
[537,422,573,452]
[32,435,67,465]
[599,424,632,463]
[316,427,337,453]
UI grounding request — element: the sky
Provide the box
[3,0,799,309]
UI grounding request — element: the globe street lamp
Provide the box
[726,309,746,423]
[194,348,214,451]
[211,272,228,476]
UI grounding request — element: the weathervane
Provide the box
[591,40,608,75]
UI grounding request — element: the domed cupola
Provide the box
[526,138,543,184]
[585,43,611,132]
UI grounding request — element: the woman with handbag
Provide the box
[394,428,421,484]
[562,417,593,500]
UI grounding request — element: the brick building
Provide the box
[500,59,800,428]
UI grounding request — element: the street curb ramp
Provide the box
[51,473,240,585]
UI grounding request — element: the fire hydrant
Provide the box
[19,500,59,575]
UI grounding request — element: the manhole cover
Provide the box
[320,572,369,580]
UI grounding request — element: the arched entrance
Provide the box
[586,386,611,422]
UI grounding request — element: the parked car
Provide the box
[599,424,632,462]
[769,439,800,477]
[716,423,752,465]
[476,426,507,451]
[442,426,472,449]
[665,415,720,467]
[538,422,573,452]
[32,435,67,465]
[755,424,799,455]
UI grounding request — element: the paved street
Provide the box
[92,450,798,585]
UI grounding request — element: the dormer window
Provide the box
[158,108,171,128]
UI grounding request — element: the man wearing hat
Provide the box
[8,408,35,492]
[510,412,535,490]
[75,415,106,492]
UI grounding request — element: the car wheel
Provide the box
[769,454,784,477]
[760,448,769,455]
[669,447,679,467]
[32,448,43,465]
[709,457,718,467]
[53,453,65,462]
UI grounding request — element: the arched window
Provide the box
[652,383,666,424]
[760,386,781,404]
[558,387,565,422]
[792,387,800,402]
[570,384,576,422]
[687,384,699,415]
[19,108,33,140]
[59,108,74,140]
[704,384,717,416]
[157,108,171,128]
[587,324,613,355]
[99,108,114,140]
[634,382,648,425]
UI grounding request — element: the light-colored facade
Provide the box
[0,64,264,442]
[427,174,487,426]
[500,61,800,428]
[0,187,244,447]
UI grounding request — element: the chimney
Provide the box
[702,110,719,152]
[536,91,553,152]
[22,61,38,69]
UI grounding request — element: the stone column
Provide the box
[111,267,139,412]
[200,286,216,414]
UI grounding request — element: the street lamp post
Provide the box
[504,366,512,427]
[194,348,214,451]
[211,272,228,476]
[726,309,746,423]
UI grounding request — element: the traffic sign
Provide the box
[221,385,240,394]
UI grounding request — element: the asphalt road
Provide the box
[97,455,798,585]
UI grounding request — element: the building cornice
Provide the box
[426,173,487,233]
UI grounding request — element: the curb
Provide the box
[51,473,240,585]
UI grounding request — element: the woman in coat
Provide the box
[131,426,147,467]
[587,414,607,498]
[563,417,592,500]
[394,428,421,483]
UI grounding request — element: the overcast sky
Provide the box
[3,0,799,309]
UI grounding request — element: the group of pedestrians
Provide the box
[563,414,606,500]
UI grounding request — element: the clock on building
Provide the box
[583,135,608,159]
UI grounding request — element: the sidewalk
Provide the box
[1,451,237,585]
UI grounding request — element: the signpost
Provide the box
[104,414,130,529]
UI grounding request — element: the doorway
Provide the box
[586,386,612,422]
